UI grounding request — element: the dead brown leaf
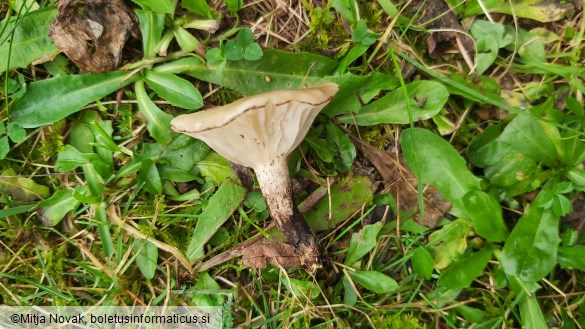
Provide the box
[357,139,451,228]
[50,0,138,72]
[241,241,301,269]
[408,0,474,67]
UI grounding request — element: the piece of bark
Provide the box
[357,139,451,228]
[50,0,138,72]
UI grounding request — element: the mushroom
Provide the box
[171,83,339,268]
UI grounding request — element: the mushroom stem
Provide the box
[254,157,321,268]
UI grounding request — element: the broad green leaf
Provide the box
[467,124,509,167]
[36,189,81,226]
[559,133,585,166]
[0,137,8,160]
[71,186,101,204]
[135,80,175,144]
[304,137,335,162]
[224,28,253,60]
[411,247,434,280]
[347,270,398,294]
[135,9,166,57]
[438,247,492,289]
[204,48,225,70]
[11,72,137,128]
[497,113,558,166]
[304,176,372,232]
[174,27,201,53]
[0,7,58,73]
[484,150,538,189]
[243,192,268,215]
[153,57,204,75]
[115,143,165,180]
[401,128,481,210]
[192,272,224,306]
[462,190,508,242]
[399,218,431,235]
[133,239,158,280]
[233,28,263,61]
[43,54,70,76]
[342,275,358,306]
[195,152,238,184]
[161,134,210,171]
[501,202,560,282]
[351,21,378,46]
[508,28,546,64]
[244,43,263,61]
[132,0,173,13]
[398,52,528,116]
[345,222,383,265]
[519,294,548,329]
[326,122,356,173]
[447,74,501,104]
[88,120,118,153]
[225,0,243,14]
[566,168,585,190]
[137,159,162,194]
[55,145,112,178]
[338,81,449,125]
[566,96,584,118]
[89,121,118,169]
[558,246,585,271]
[186,180,246,261]
[68,120,95,154]
[144,71,203,109]
[333,44,370,75]
[331,0,358,26]
[455,305,487,324]
[82,163,104,199]
[285,278,320,301]
[0,168,50,201]
[427,219,473,269]
[323,72,398,116]
[376,0,399,17]
[186,49,337,95]
[158,165,199,183]
[469,20,513,75]
[182,0,215,18]
[10,0,40,12]
[7,123,26,143]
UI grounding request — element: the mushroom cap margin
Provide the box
[170,83,339,168]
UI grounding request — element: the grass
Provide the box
[1,0,585,328]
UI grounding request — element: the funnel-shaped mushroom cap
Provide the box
[170,83,339,168]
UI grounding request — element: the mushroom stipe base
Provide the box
[255,159,321,269]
